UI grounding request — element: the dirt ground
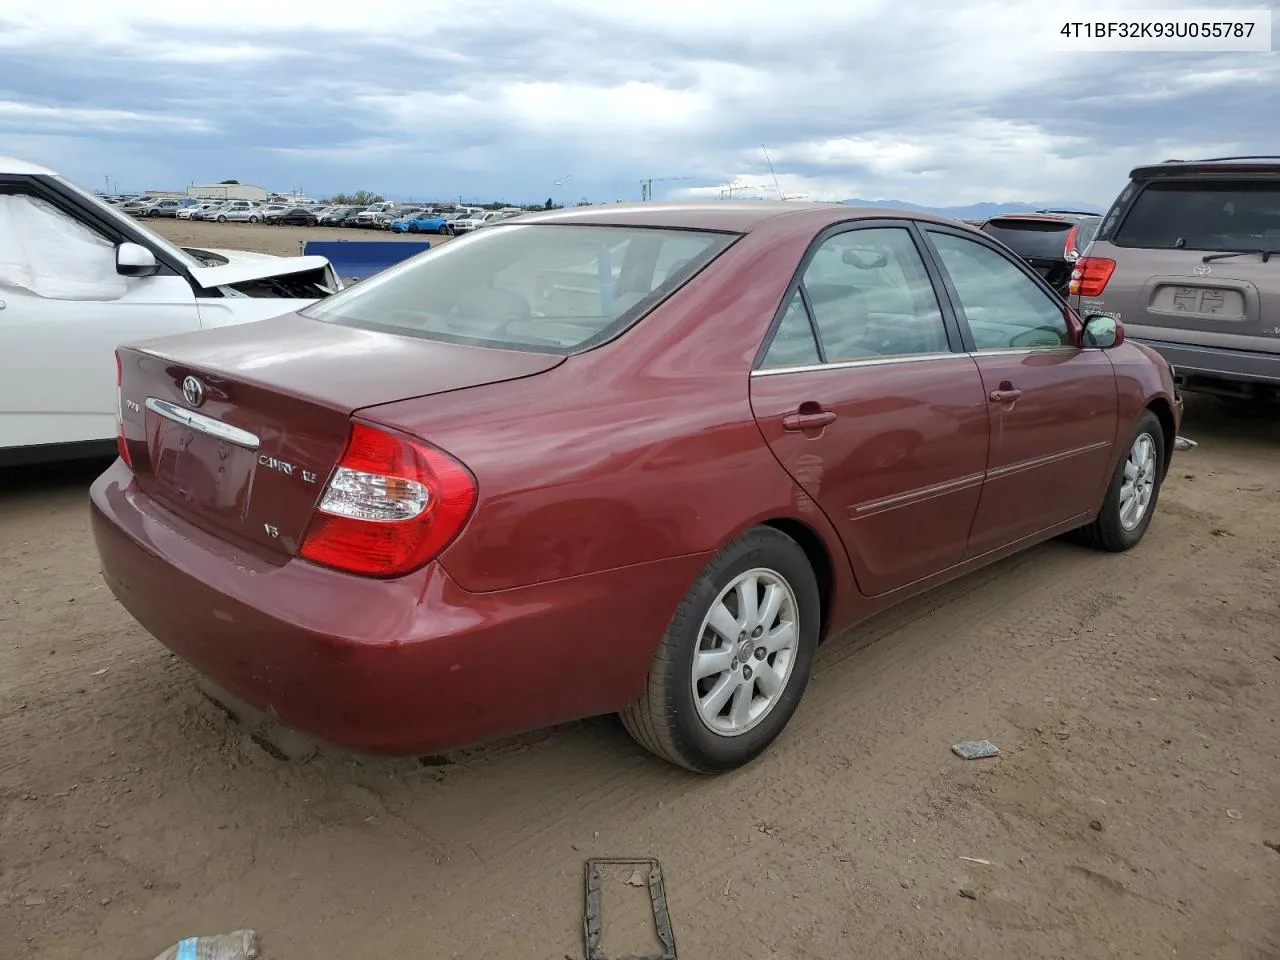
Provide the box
[147,217,455,259]
[2,226,1279,959]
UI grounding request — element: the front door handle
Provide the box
[989,388,1022,403]
[782,410,837,431]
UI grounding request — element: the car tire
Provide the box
[249,215,260,223]
[436,225,448,234]
[1076,410,1166,552]
[620,526,820,773]
[216,215,227,222]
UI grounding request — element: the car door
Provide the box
[749,222,991,597]
[0,180,201,451]
[921,226,1119,557]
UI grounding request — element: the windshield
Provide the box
[301,223,735,352]
[981,218,1074,260]
[1114,179,1280,251]
[56,175,203,271]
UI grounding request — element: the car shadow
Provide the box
[0,456,113,502]
[1179,393,1280,448]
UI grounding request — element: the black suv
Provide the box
[978,209,1102,296]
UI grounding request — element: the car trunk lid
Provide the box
[118,313,565,560]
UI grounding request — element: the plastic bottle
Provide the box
[151,930,260,960]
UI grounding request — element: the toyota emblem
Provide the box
[181,375,205,407]
[1193,263,1212,277]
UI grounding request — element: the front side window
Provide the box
[798,227,949,361]
[302,223,734,352]
[0,191,128,301]
[928,231,1071,350]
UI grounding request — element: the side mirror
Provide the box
[116,242,159,278]
[1082,313,1124,349]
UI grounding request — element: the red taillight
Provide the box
[1063,224,1080,258]
[299,422,477,577]
[115,351,132,467]
[1069,256,1116,297]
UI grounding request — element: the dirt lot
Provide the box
[148,216,455,259]
[2,224,1279,959]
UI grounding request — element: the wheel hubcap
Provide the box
[1119,432,1157,531]
[690,568,799,737]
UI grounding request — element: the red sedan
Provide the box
[91,202,1183,772]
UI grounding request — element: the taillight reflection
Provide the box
[115,351,132,468]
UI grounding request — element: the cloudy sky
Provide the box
[1,0,1276,208]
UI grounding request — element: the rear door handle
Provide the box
[988,388,1022,403]
[782,411,837,431]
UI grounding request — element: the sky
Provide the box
[0,0,1277,208]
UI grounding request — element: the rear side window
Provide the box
[760,291,820,368]
[1113,180,1280,251]
[981,219,1073,260]
[800,227,949,361]
[302,224,734,352]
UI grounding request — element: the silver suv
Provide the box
[1069,157,1280,400]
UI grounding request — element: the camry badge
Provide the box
[181,375,205,407]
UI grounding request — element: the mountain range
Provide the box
[841,198,1103,220]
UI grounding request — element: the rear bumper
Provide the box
[1136,338,1280,386]
[90,460,708,755]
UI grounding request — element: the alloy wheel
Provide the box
[1119,432,1157,531]
[690,568,799,737]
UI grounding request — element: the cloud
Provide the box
[0,100,214,133]
[1,0,1277,206]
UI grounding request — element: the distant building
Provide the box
[144,190,187,199]
[187,183,269,202]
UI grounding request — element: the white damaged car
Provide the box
[0,156,342,465]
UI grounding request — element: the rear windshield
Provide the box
[1113,180,1280,251]
[981,219,1073,260]
[301,223,735,352]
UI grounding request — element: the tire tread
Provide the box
[620,527,815,773]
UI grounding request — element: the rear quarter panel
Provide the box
[363,222,862,626]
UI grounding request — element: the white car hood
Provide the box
[187,252,333,288]
[201,247,280,263]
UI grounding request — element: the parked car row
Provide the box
[964,159,1280,403]
[113,195,528,233]
[1063,156,1280,402]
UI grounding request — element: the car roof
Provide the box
[0,155,57,176]
[1130,157,1280,180]
[982,211,1098,225]
[512,200,972,233]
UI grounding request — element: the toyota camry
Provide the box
[90,201,1183,772]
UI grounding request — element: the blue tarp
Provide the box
[302,239,431,282]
